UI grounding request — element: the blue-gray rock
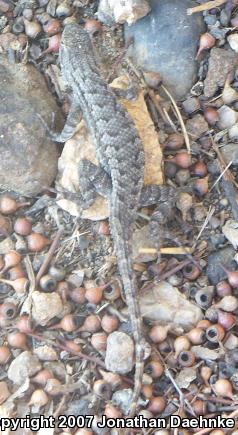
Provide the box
[124,0,205,100]
[207,247,236,285]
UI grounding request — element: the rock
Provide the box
[204,48,238,98]
[0,56,63,196]
[218,106,238,130]
[182,97,201,115]
[66,398,96,417]
[98,0,150,25]
[221,143,238,165]
[105,331,134,374]
[124,0,205,100]
[191,345,223,361]
[138,281,203,332]
[132,225,157,262]
[222,220,238,249]
[33,345,58,361]
[112,389,134,415]
[32,291,63,325]
[228,124,238,140]
[207,247,236,284]
[186,114,208,140]
[227,33,238,53]
[175,367,196,389]
[8,351,41,384]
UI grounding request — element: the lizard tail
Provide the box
[109,202,144,417]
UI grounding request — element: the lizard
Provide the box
[45,23,177,415]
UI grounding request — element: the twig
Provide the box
[156,259,191,282]
[27,331,106,368]
[161,85,191,153]
[209,160,233,191]
[195,206,215,241]
[195,407,238,435]
[187,0,227,15]
[148,89,172,125]
[165,368,196,416]
[35,229,63,285]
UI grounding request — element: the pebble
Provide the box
[132,225,157,263]
[207,246,236,284]
[209,216,220,229]
[221,143,238,166]
[0,56,62,196]
[124,0,205,100]
[8,351,41,384]
[227,34,238,53]
[33,345,58,361]
[186,114,208,140]
[220,198,229,207]
[228,123,238,140]
[66,398,96,417]
[111,389,135,415]
[204,14,217,26]
[0,0,10,12]
[204,48,238,97]
[182,97,201,115]
[32,291,63,326]
[218,106,238,129]
[105,331,134,374]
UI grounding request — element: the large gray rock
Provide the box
[125,0,205,100]
[0,56,63,196]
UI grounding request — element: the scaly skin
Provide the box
[58,23,145,416]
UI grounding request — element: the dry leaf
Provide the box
[191,345,224,360]
[175,367,197,389]
[111,75,163,185]
[57,75,163,219]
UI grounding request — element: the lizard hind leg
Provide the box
[78,159,112,206]
[38,102,82,143]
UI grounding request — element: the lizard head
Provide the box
[61,23,91,52]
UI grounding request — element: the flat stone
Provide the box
[204,48,238,98]
[0,56,63,196]
[8,351,41,385]
[125,0,205,100]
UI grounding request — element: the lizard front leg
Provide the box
[39,101,82,143]
[57,159,112,212]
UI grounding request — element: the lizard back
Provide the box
[60,23,145,415]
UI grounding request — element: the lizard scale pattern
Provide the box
[57,24,145,415]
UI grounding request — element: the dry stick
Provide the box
[157,258,191,282]
[209,160,233,192]
[195,206,215,242]
[195,408,238,435]
[35,229,63,285]
[187,0,227,15]
[161,85,191,153]
[27,331,106,368]
[148,89,174,126]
